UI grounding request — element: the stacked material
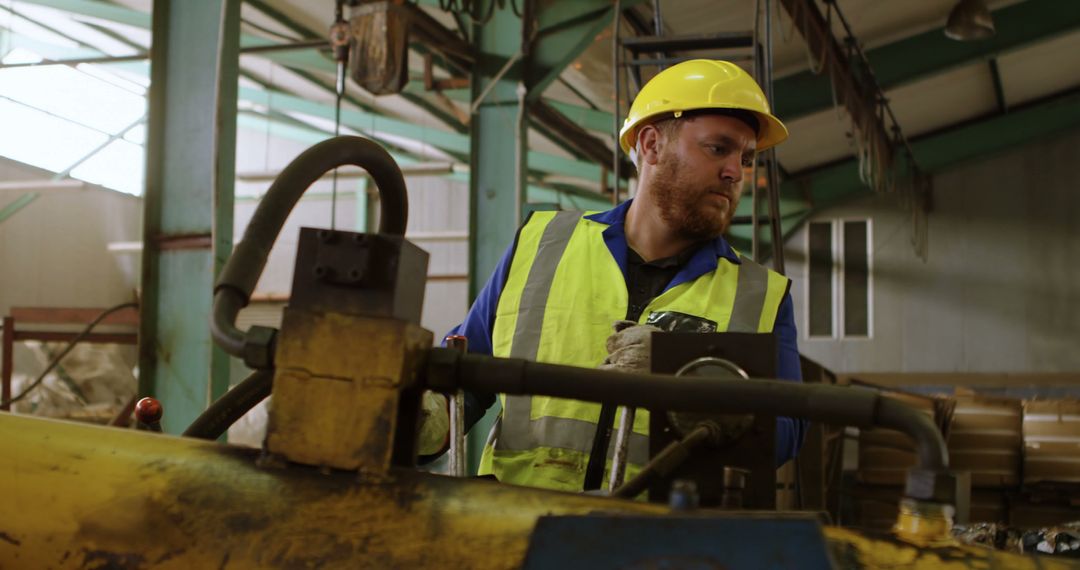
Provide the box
[948,392,1023,489]
[1023,400,1080,485]
[857,390,950,486]
[854,388,952,530]
[850,386,1080,529]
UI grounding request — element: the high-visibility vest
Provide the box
[479,210,791,492]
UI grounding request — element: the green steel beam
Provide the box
[774,0,1080,120]
[470,0,526,298]
[543,99,613,133]
[0,193,39,224]
[19,0,150,28]
[526,0,615,100]
[17,0,466,133]
[240,86,611,184]
[785,87,1080,211]
[139,0,240,434]
[237,111,606,211]
[404,84,614,135]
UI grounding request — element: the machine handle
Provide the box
[210,136,409,365]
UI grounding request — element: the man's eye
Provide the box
[708,145,727,155]
[741,156,755,168]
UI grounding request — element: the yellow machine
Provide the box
[1,137,1076,569]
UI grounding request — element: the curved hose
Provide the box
[183,369,274,440]
[211,136,409,359]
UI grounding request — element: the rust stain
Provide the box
[80,548,147,570]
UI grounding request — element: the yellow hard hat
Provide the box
[618,59,789,154]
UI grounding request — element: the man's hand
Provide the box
[417,390,449,456]
[599,320,661,373]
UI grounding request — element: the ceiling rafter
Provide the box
[773,0,1080,121]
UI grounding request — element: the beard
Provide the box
[650,149,741,242]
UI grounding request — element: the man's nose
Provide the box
[720,156,744,183]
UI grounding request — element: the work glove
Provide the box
[599,320,661,373]
[416,390,450,456]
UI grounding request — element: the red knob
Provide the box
[134,397,163,424]
[445,334,468,353]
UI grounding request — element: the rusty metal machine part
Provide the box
[667,356,755,446]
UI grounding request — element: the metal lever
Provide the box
[444,335,468,477]
[607,405,636,491]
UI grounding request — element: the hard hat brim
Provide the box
[619,108,789,155]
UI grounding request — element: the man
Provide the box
[421,59,805,493]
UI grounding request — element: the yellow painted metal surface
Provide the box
[266,310,432,471]
[0,413,666,569]
[824,526,1079,569]
[892,499,957,548]
[3,413,1078,569]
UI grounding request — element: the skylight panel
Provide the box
[0,97,109,171]
[0,64,146,134]
[69,139,144,196]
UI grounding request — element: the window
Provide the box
[843,220,870,337]
[806,219,872,338]
[807,221,834,337]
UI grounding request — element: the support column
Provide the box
[468,0,527,299]
[467,0,528,473]
[139,0,240,433]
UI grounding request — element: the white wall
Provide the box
[0,160,142,316]
[233,126,471,343]
[786,128,1080,374]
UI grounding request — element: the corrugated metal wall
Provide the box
[787,128,1080,374]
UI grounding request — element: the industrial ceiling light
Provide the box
[945,0,996,41]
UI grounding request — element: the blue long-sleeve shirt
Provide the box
[448,200,806,465]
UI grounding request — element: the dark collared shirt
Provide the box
[624,246,700,322]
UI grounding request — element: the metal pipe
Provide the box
[0,40,332,69]
[212,136,408,358]
[612,424,711,499]
[444,335,469,477]
[763,0,786,273]
[426,349,949,477]
[607,406,636,490]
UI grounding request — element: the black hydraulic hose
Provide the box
[426,349,949,474]
[183,368,274,440]
[612,425,712,499]
[211,291,247,360]
[211,136,409,358]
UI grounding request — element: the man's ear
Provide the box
[638,124,664,166]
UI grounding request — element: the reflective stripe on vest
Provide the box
[481,211,790,490]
